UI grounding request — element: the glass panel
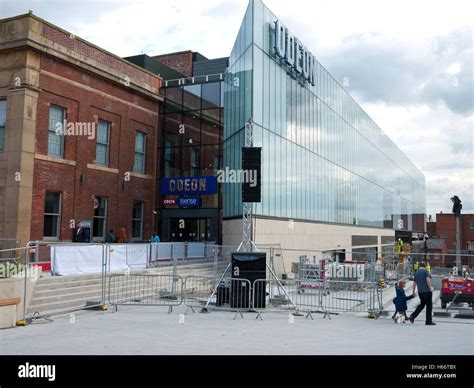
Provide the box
[135,132,145,153]
[96,120,109,166]
[96,144,108,166]
[201,109,221,145]
[132,202,144,239]
[48,106,65,157]
[43,192,61,238]
[202,82,221,109]
[134,154,144,173]
[0,100,5,125]
[93,197,107,238]
[133,132,146,173]
[183,85,202,110]
[0,100,5,151]
[44,191,60,214]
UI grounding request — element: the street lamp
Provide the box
[450,195,462,275]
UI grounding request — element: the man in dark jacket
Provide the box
[392,280,415,322]
[409,261,436,325]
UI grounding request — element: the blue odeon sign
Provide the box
[273,20,316,86]
[160,176,218,196]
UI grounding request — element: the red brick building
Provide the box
[0,13,163,245]
[152,51,204,78]
[427,213,474,253]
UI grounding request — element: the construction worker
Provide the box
[413,261,419,273]
[426,261,431,274]
[396,239,404,254]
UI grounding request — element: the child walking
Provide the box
[392,280,415,323]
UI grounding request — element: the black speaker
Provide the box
[231,252,266,273]
[230,279,250,309]
[216,280,230,307]
[242,147,262,203]
[231,252,266,309]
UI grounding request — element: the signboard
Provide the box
[242,147,262,203]
[273,20,316,86]
[162,198,177,206]
[178,197,201,208]
[160,176,218,196]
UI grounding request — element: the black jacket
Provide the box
[393,286,414,311]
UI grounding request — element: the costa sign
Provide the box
[273,20,316,86]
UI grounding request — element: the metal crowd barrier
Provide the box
[0,239,21,262]
[252,279,297,320]
[108,274,183,312]
[321,280,382,314]
[183,275,218,312]
[183,276,252,319]
[124,244,150,268]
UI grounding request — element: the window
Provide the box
[133,131,146,173]
[93,197,107,239]
[43,191,61,238]
[470,221,474,229]
[0,100,5,152]
[48,106,65,157]
[202,82,221,108]
[214,154,221,175]
[191,147,200,176]
[132,201,144,240]
[164,140,175,177]
[96,120,110,166]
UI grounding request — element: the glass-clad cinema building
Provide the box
[222,0,426,254]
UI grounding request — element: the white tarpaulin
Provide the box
[51,244,147,276]
[108,244,149,270]
[51,245,105,276]
[51,242,216,276]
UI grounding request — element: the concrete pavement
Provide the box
[0,305,472,355]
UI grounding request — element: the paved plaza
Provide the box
[1,305,472,355]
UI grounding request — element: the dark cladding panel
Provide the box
[381,236,396,245]
[352,235,378,247]
[193,57,229,77]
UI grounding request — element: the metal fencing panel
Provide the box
[183,275,219,311]
[183,276,252,318]
[252,279,297,319]
[108,274,182,308]
[0,239,21,262]
[321,280,381,313]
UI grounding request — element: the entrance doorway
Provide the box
[170,218,212,242]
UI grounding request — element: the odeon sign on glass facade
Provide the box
[273,20,316,86]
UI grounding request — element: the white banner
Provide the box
[51,242,216,276]
[51,244,147,276]
[51,245,104,276]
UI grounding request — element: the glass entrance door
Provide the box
[170,218,212,242]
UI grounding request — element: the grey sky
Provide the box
[1,0,473,218]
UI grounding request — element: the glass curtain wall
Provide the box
[223,0,426,229]
[160,81,224,209]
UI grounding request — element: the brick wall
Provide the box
[153,51,193,77]
[43,23,161,89]
[434,213,474,252]
[30,55,160,243]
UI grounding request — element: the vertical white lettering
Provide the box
[274,20,285,57]
[295,39,303,74]
[285,29,295,67]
